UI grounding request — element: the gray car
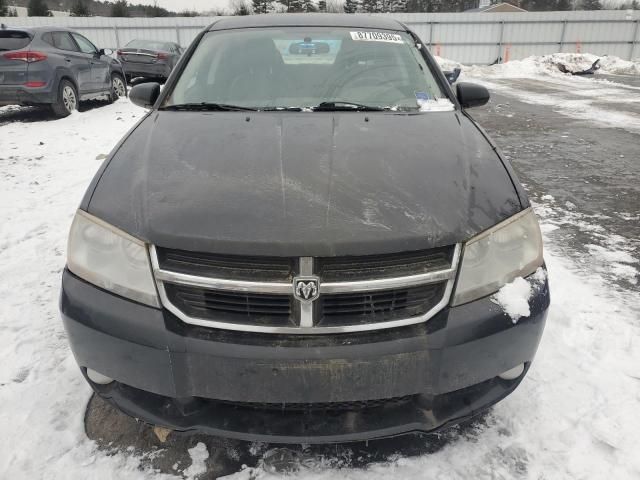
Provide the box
[116,39,182,83]
[0,25,127,117]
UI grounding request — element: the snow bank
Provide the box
[433,55,462,72]
[492,268,547,323]
[436,53,640,78]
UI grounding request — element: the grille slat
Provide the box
[165,283,294,327]
[316,246,453,282]
[156,247,294,281]
[218,395,416,412]
[184,302,291,315]
[176,291,288,308]
[318,284,446,326]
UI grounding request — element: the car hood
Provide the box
[87,111,522,256]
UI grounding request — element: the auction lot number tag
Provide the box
[350,31,404,43]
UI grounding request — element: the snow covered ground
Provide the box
[0,60,639,478]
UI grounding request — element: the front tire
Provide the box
[108,73,127,103]
[51,80,78,118]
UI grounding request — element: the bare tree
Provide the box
[326,0,344,11]
[230,0,252,14]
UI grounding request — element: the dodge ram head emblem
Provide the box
[293,277,320,302]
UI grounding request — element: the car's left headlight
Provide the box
[67,210,160,307]
[452,208,544,306]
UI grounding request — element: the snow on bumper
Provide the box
[60,268,549,442]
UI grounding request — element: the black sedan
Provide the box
[116,39,182,83]
[61,14,549,444]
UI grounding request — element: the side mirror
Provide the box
[130,82,161,109]
[456,82,490,109]
[99,48,113,56]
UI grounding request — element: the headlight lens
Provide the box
[67,210,160,307]
[452,208,543,306]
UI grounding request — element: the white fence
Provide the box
[1,10,639,64]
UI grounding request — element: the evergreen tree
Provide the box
[70,0,90,16]
[280,0,303,11]
[318,0,327,10]
[344,0,361,12]
[110,0,129,17]
[555,0,571,10]
[28,0,51,16]
[388,0,408,11]
[8,6,18,15]
[632,0,640,9]
[579,0,602,9]
[360,0,379,12]
[0,0,7,16]
[253,0,273,13]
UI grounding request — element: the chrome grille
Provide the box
[317,283,446,327]
[151,244,460,334]
[164,284,294,327]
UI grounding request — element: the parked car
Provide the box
[0,25,126,117]
[116,39,182,83]
[60,14,549,444]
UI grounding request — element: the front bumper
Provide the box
[61,269,549,443]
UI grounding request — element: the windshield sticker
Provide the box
[415,92,431,104]
[350,31,404,44]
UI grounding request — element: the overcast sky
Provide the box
[135,0,232,13]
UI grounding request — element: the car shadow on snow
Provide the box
[85,394,489,478]
[0,100,117,126]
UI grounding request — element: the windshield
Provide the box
[163,27,449,111]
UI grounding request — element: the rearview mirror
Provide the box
[456,82,490,109]
[99,48,113,56]
[130,82,161,109]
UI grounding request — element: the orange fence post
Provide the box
[435,43,441,57]
[576,40,581,53]
[504,44,511,63]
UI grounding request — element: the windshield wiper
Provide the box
[260,106,304,111]
[160,102,257,112]
[313,101,385,112]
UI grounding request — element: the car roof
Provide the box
[208,13,405,32]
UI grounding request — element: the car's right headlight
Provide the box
[67,210,160,307]
[452,208,544,306]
